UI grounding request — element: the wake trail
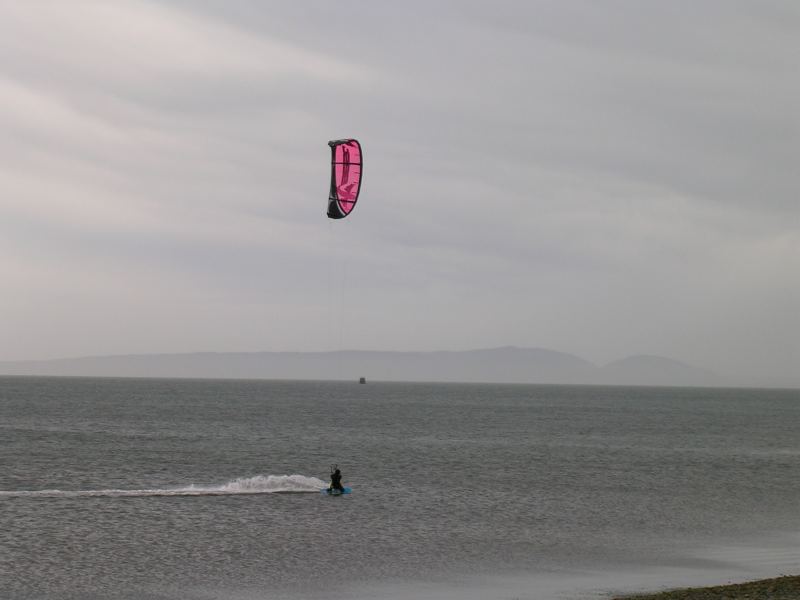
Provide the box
[0,474,327,498]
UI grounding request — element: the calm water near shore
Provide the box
[2,377,799,599]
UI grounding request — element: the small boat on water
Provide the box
[359,377,366,384]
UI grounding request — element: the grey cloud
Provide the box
[0,1,797,385]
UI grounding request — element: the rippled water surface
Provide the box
[2,377,799,599]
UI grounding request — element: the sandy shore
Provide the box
[611,575,800,600]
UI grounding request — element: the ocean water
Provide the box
[1,377,799,600]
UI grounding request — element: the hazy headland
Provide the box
[0,346,728,387]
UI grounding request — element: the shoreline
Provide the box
[611,574,800,600]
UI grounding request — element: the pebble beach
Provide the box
[612,575,800,600]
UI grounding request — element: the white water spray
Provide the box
[0,474,327,498]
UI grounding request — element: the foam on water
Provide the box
[0,474,326,498]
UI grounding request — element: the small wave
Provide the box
[0,474,327,498]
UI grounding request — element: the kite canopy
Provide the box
[327,139,363,219]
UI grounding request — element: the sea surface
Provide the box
[1,377,799,600]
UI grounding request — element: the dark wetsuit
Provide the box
[330,469,344,492]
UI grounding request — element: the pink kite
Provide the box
[327,139,363,219]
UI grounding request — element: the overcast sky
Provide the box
[0,1,797,385]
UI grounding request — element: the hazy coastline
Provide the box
[0,346,733,387]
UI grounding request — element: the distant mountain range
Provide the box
[0,347,723,387]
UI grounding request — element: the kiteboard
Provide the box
[321,487,352,496]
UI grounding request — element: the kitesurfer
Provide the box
[329,467,344,493]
